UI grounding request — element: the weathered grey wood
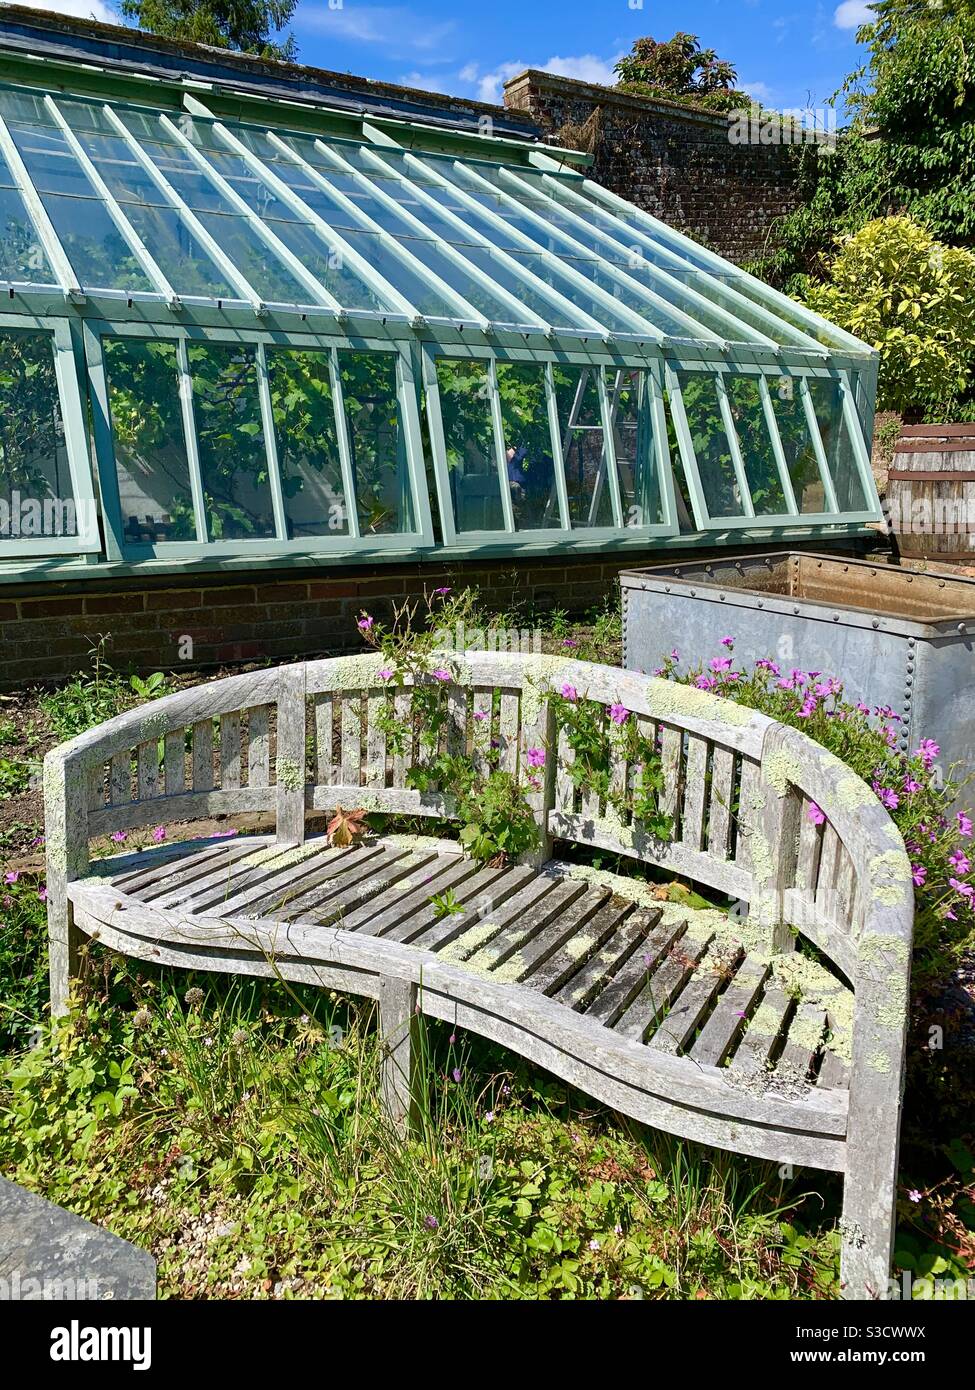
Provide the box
[689,956,770,1068]
[498,691,519,775]
[777,1003,828,1082]
[192,720,214,792]
[378,975,419,1134]
[166,840,336,913]
[113,838,260,894]
[391,690,411,788]
[262,844,389,921]
[796,798,822,899]
[534,898,642,999]
[407,863,536,951]
[88,763,105,811]
[163,732,184,798]
[220,712,242,791]
[471,689,493,777]
[708,746,735,858]
[358,855,484,940]
[645,941,741,1053]
[458,876,585,975]
[579,912,680,1024]
[500,883,611,982]
[275,665,307,845]
[658,724,682,834]
[110,750,132,805]
[681,736,708,852]
[554,724,575,814]
[613,926,713,1043]
[729,987,793,1077]
[138,741,160,802]
[735,756,759,869]
[248,705,270,788]
[366,692,386,788]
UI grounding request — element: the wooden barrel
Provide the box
[887,424,975,560]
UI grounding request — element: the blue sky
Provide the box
[39,0,878,113]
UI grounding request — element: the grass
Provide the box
[0,592,972,1298]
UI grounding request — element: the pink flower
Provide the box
[357,614,374,632]
[957,812,973,839]
[915,739,940,769]
[949,877,974,900]
[755,658,780,675]
[431,669,451,682]
[908,1189,922,1203]
[694,675,717,691]
[797,694,818,718]
[472,710,489,722]
[152,826,166,843]
[3,871,18,884]
[433,586,451,596]
[807,802,826,826]
[608,703,629,725]
[525,747,546,769]
[38,886,48,903]
[670,648,680,662]
[378,668,394,681]
[110,832,127,844]
[911,864,927,887]
[710,656,732,673]
[872,782,899,811]
[903,777,921,795]
[561,638,578,649]
[949,850,971,874]
[213,828,239,839]
[855,701,870,716]
[560,683,578,702]
[720,636,734,648]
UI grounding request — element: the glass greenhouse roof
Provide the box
[0,76,883,570]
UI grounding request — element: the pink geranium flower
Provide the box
[958,812,973,839]
[911,864,927,887]
[378,668,394,681]
[152,826,166,843]
[608,703,629,725]
[949,850,971,874]
[807,802,826,826]
[357,615,374,632]
[431,669,451,682]
[710,656,732,673]
[915,739,940,770]
[525,747,546,769]
[720,636,734,648]
[560,683,578,702]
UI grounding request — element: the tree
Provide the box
[754,0,975,287]
[613,32,741,112]
[803,217,975,416]
[119,0,298,61]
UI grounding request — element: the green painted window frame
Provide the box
[665,361,883,531]
[84,320,435,561]
[0,313,101,558]
[423,344,679,546]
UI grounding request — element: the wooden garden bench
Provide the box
[43,653,914,1300]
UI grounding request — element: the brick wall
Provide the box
[504,71,802,266]
[1,542,872,688]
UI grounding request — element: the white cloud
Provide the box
[740,79,774,104]
[834,1,874,29]
[8,0,118,22]
[294,4,455,54]
[461,52,621,105]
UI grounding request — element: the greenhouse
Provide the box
[0,45,883,574]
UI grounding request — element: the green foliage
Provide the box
[118,0,298,60]
[456,769,540,864]
[0,871,48,1052]
[614,32,742,112]
[803,217,975,413]
[430,888,465,920]
[0,969,845,1299]
[756,0,975,326]
[549,686,673,841]
[40,637,169,743]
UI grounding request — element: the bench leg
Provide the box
[839,1151,899,1299]
[48,894,83,1019]
[378,976,420,1136]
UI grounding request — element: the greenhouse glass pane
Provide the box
[187,343,276,541]
[553,365,614,528]
[769,376,828,514]
[118,202,238,299]
[662,392,698,531]
[267,348,349,538]
[807,376,870,511]
[606,369,663,527]
[192,209,314,304]
[339,351,414,536]
[724,376,787,515]
[453,245,594,329]
[392,235,539,323]
[434,357,503,533]
[676,372,744,517]
[5,124,152,292]
[0,331,77,538]
[103,338,196,543]
[495,362,559,531]
[0,153,53,284]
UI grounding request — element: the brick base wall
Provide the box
[0,541,875,688]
